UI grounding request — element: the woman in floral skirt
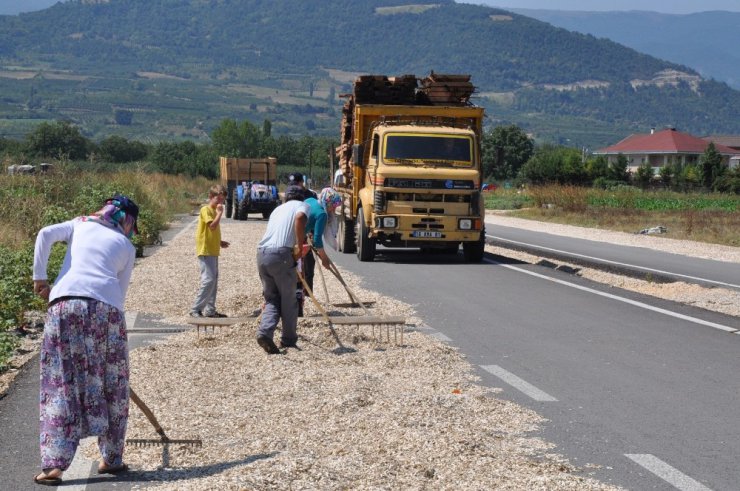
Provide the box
[31,194,139,486]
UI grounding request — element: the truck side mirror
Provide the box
[352,144,364,166]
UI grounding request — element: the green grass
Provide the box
[488,185,740,247]
[0,166,213,372]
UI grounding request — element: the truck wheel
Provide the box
[262,209,272,220]
[337,216,356,253]
[356,207,375,262]
[463,229,485,263]
[225,198,233,219]
[231,190,240,220]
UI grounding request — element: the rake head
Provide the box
[126,436,202,448]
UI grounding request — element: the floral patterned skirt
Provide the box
[39,298,129,470]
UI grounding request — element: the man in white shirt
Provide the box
[255,186,309,354]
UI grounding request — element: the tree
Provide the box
[211,118,262,157]
[634,162,653,188]
[659,164,674,188]
[99,135,148,163]
[262,119,272,138]
[481,124,534,180]
[25,121,90,160]
[113,109,133,126]
[699,142,724,190]
[585,155,609,182]
[609,154,629,182]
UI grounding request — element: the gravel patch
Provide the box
[76,218,623,490]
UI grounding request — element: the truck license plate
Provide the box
[411,231,442,238]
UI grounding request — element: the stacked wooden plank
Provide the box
[353,74,418,105]
[419,72,475,105]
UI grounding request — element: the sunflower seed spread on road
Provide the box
[77,218,622,490]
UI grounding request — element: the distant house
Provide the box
[594,128,740,174]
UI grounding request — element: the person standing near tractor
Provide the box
[190,184,230,318]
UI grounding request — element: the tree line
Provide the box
[2,120,737,193]
[0,120,336,181]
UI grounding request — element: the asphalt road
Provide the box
[485,222,740,290]
[2,215,738,490]
[329,246,739,491]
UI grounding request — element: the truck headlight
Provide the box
[458,219,473,230]
[382,217,397,228]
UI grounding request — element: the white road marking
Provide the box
[486,234,740,290]
[63,436,96,490]
[625,454,712,491]
[484,258,739,333]
[125,311,138,329]
[480,364,558,402]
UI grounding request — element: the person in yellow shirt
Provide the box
[190,185,230,318]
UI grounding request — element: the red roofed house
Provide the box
[594,128,740,174]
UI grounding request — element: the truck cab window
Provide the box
[371,135,379,161]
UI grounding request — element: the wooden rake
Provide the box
[298,259,406,344]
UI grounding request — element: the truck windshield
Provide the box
[383,134,473,166]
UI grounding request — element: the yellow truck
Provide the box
[219,157,280,220]
[332,73,485,262]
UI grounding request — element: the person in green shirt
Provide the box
[190,184,230,318]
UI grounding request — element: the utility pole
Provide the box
[308,141,313,189]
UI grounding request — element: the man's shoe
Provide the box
[256,335,281,354]
[189,311,203,318]
[204,311,227,318]
[279,340,297,349]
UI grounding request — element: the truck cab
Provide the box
[355,124,484,261]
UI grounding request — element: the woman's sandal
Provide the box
[33,470,63,486]
[97,463,129,475]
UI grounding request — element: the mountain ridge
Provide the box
[0,0,738,147]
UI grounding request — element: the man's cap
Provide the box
[107,194,139,234]
[285,185,305,202]
[288,173,304,185]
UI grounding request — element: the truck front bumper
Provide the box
[371,214,482,246]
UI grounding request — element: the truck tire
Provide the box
[463,229,485,263]
[231,190,240,220]
[262,208,273,220]
[356,207,375,262]
[337,216,356,253]
[225,198,233,219]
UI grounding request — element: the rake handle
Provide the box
[129,387,168,440]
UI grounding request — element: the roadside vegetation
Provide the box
[487,186,739,247]
[0,166,210,372]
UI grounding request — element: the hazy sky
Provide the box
[460,0,740,14]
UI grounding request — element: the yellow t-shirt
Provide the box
[195,205,221,256]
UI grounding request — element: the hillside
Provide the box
[0,0,739,148]
[512,9,740,90]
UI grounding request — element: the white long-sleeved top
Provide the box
[33,217,136,311]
